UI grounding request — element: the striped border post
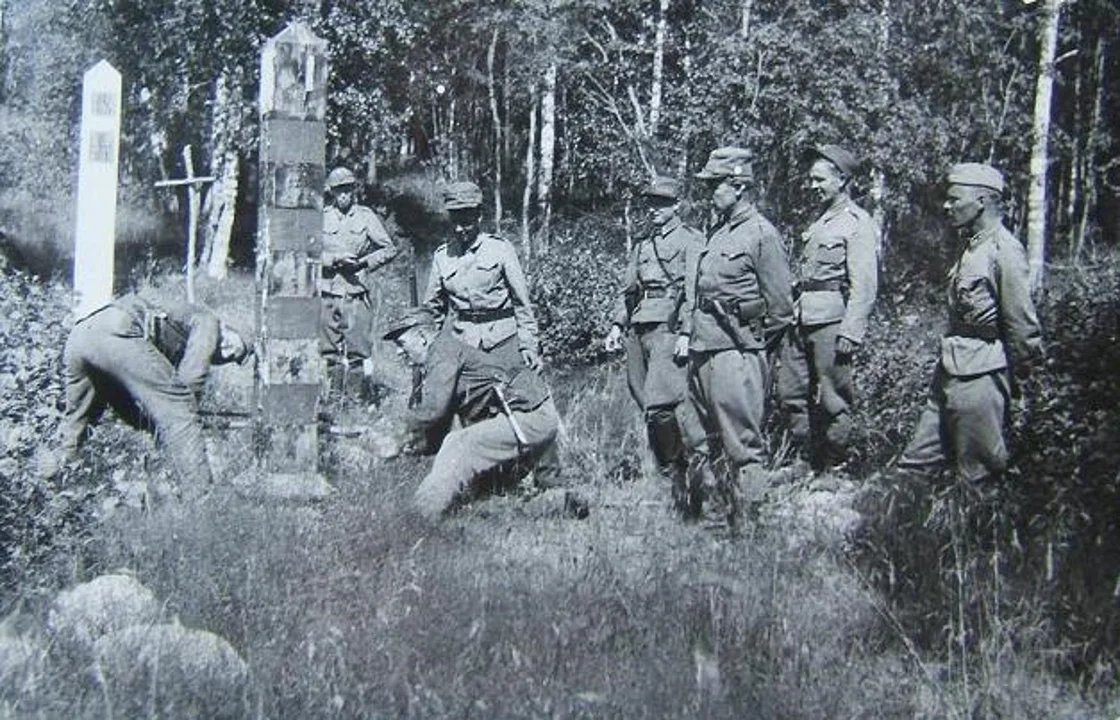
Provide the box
[253,21,329,492]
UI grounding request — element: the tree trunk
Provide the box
[650,0,668,134]
[202,69,241,279]
[870,0,890,255]
[522,90,538,257]
[536,62,557,253]
[1075,36,1106,261]
[487,28,503,230]
[1026,0,1062,295]
[740,0,752,39]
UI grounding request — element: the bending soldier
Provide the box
[320,166,398,397]
[41,293,250,494]
[897,163,1043,483]
[777,144,879,471]
[384,310,583,521]
[604,176,704,516]
[676,147,794,525]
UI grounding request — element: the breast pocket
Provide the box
[465,260,506,304]
[812,237,846,273]
[954,274,994,318]
[715,248,751,282]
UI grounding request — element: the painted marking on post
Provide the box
[73,60,121,319]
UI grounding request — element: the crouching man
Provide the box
[41,293,251,495]
[383,308,585,522]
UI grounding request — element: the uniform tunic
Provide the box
[679,205,793,467]
[612,216,702,410]
[899,224,1043,481]
[422,232,540,355]
[60,294,224,490]
[320,203,397,359]
[407,329,558,521]
[778,197,879,457]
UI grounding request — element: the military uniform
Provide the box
[58,294,247,490]
[681,149,793,478]
[898,164,1043,482]
[611,177,704,508]
[422,232,540,357]
[320,170,397,362]
[392,322,559,521]
[778,146,879,467]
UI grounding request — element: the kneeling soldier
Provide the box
[42,293,251,493]
[384,309,584,521]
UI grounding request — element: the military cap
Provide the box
[382,307,436,341]
[695,147,754,180]
[326,166,357,189]
[444,181,484,210]
[946,163,1005,193]
[809,144,859,177]
[639,175,682,201]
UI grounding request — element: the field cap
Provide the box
[640,176,682,201]
[695,147,753,181]
[326,166,357,189]
[946,163,1005,193]
[809,144,859,177]
[382,307,436,341]
[443,181,484,210]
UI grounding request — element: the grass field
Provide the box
[2,268,1118,719]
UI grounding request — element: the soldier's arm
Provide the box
[611,244,640,328]
[838,217,880,345]
[406,335,460,431]
[501,243,542,354]
[358,210,398,271]
[420,252,449,325]
[995,239,1044,368]
[676,239,700,339]
[756,225,794,338]
[175,308,221,395]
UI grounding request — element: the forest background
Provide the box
[1,0,1120,718]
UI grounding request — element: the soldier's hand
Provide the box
[673,334,690,362]
[835,336,857,359]
[521,347,542,372]
[604,325,623,353]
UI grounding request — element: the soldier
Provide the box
[320,166,398,397]
[604,176,704,515]
[897,163,1043,483]
[383,309,585,521]
[39,294,251,494]
[777,144,879,472]
[676,147,794,524]
[422,181,541,373]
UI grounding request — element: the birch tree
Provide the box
[536,62,557,252]
[1026,0,1064,294]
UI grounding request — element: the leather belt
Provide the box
[457,307,515,323]
[641,287,670,299]
[799,278,845,292]
[949,322,1000,341]
[698,296,765,321]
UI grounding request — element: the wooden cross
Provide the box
[154,144,215,303]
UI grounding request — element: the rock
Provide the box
[94,622,248,720]
[47,574,160,657]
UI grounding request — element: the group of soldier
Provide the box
[40,140,1044,530]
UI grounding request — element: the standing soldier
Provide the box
[778,144,879,472]
[422,180,541,373]
[320,166,398,398]
[39,293,251,496]
[897,163,1043,483]
[604,176,703,515]
[676,147,794,525]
